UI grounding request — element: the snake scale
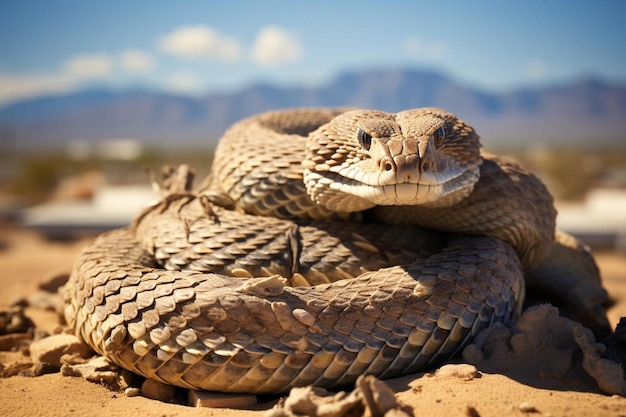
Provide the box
[63,108,559,394]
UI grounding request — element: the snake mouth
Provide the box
[331,177,448,205]
[335,161,479,203]
[333,161,471,185]
[304,161,481,211]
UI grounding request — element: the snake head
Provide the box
[303,108,483,212]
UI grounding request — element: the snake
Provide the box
[63,107,558,394]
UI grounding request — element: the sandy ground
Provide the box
[1,224,625,417]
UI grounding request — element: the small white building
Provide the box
[21,185,157,240]
[556,188,626,251]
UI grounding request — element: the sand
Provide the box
[1,225,625,417]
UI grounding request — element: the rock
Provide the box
[435,364,481,380]
[188,390,257,408]
[385,410,413,417]
[0,333,32,351]
[124,387,141,397]
[33,361,60,376]
[604,317,626,373]
[25,291,62,312]
[10,298,28,308]
[281,385,362,417]
[460,304,626,396]
[510,306,576,378]
[0,307,35,335]
[462,305,575,377]
[524,230,611,339]
[61,355,128,392]
[461,322,512,366]
[266,375,408,417]
[573,324,626,396]
[30,334,92,367]
[1,361,34,378]
[518,402,538,413]
[357,374,405,417]
[141,378,178,403]
[38,271,70,293]
[60,353,88,366]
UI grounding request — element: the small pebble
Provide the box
[519,402,538,413]
[60,353,88,366]
[30,334,92,367]
[0,333,32,351]
[435,364,481,380]
[141,378,178,403]
[383,410,412,417]
[38,271,70,292]
[2,362,34,378]
[10,298,29,308]
[33,362,60,376]
[124,387,141,397]
[188,390,257,408]
[25,291,61,311]
[60,356,123,391]
[0,307,34,334]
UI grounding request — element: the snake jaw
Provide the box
[304,162,481,211]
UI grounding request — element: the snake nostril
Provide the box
[422,162,430,172]
[383,162,393,172]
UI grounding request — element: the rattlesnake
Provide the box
[64,107,565,394]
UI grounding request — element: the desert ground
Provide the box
[1,223,625,417]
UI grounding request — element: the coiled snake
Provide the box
[63,108,560,394]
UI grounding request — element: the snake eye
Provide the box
[357,128,372,150]
[433,126,446,146]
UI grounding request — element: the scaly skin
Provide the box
[64,108,560,393]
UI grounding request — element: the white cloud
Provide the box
[64,53,114,77]
[163,72,203,95]
[120,49,156,72]
[403,36,447,61]
[0,53,114,105]
[0,50,158,106]
[526,59,548,80]
[0,73,75,106]
[158,25,241,61]
[251,26,303,66]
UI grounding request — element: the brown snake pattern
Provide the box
[63,108,558,394]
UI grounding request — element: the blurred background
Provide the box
[1,0,625,249]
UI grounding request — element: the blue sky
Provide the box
[1,0,625,106]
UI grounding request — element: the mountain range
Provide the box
[1,68,625,151]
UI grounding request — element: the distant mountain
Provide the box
[1,68,625,150]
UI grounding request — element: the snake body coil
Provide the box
[64,108,556,394]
